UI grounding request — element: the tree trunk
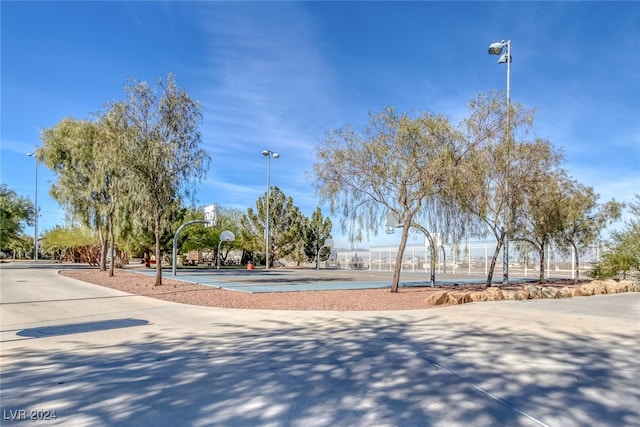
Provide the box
[390,219,412,293]
[108,210,115,277]
[99,227,107,272]
[571,242,580,282]
[487,238,502,286]
[538,243,546,283]
[154,214,162,286]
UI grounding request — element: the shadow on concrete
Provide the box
[17,318,150,338]
[2,313,637,426]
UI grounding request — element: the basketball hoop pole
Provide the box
[386,211,436,287]
[410,222,436,287]
[172,220,210,276]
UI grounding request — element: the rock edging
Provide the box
[425,279,640,307]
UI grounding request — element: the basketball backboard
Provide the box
[204,204,217,227]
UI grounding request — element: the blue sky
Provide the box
[2,1,639,249]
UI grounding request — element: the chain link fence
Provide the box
[328,241,602,280]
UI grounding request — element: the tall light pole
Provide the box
[262,150,279,269]
[27,152,39,261]
[488,39,511,285]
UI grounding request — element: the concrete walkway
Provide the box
[1,263,639,427]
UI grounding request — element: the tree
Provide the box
[452,93,538,285]
[40,225,100,264]
[590,194,640,280]
[313,105,495,292]
[241,186,304,267]
[176,207,218,254]
[115,192,159,267]
[510,152,565,283]
[304,207,333,269]
[99,107,135,276]
[0,184,35,253]
[286,238,308,267]
[212,206,244,265]
[555,181,622,281]
[112,74,210,285]
[4,235,33,260]
[39,116,123,274]
[173,206,243,265]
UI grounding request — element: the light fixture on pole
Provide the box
[262,150,279,270]
[27,152,39,262]
[488,39,512,285]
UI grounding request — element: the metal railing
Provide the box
[329,242,602,280]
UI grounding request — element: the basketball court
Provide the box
[134,268,535,293]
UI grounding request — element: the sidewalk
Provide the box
[2,263,639,427]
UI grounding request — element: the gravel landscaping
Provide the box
[55,267,632,311]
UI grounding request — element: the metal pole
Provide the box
[411,223,436,287]
[172,220,208,276]
[34,157,38,262]
[27,153,38,261]
[571,245,575,280]
[503,40,511,286]
[441,246,446,274]
[265,155,270,270]
[485,243,488,276]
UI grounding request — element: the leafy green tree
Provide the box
[590,194,640,280]
[111,74,210,285]
[286,239,308,267]
[176,207,217,254]
[117,204,156,267]
[314,104,495,292]
[304,207,333,269]
[241,186,304,267]
[510,151,565,282]
[4,234,33,259]
[555,181,622,280]
[0,184,35,254]
[211,206,244,265]
[452,93,540,285]
[40,225,99,263]
[39,115,125,274]
[171,206,243,266]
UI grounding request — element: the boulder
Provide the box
[540,286,559,299]
[468,291,489,302]
[447,291,471,305]
[426,291,450,306]
[603,280,625,294]
[501,289,518,300]
[484,287,504,301]
[501,289,529,300]
[525,284,543,299]
[557,287,573,299]
[424,279,638,308]
[580,282,603,296]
